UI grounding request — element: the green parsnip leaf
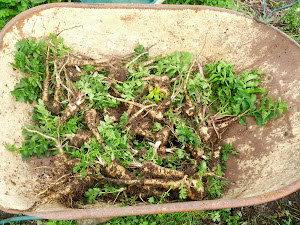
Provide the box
[205,59,287,126]
[76,71,120,109]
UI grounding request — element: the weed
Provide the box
[279,1,300,42]
[208,208,242,224]
[164,0,238,10]
[45,220,75,225]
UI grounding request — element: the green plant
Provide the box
[0,0,298,224]
[175,121,201,148]
[208,208,242,225]
[164,0,237,9]
[205,164,229,199]
[11,34,70,103]
[84,183,125,203]
[7,99,59,160]
[69,139,104,175]
[104,208,243,225]
[76,71,120,109]
[221,144,239,169]
[187,71,211,106]
[251,96,288,127]
[105,212,207,225]
[205,59,287,127]
[147,86,167,103]
[155,52,193,78]
[10,37,47,103]
[45,220,76,225]
[179,185,188,199]
[114,66,147,101]
[97,115,134,165]
[279,2,300,42]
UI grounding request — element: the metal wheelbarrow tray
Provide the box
[0,3,299,220]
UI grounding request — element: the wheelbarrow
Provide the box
[0,2,299,221]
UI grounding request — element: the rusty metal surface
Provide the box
[0,2,299,219]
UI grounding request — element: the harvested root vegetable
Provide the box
[103,104,126,123]
[101,175,205,200]
[148,98,172,121]
[183,59,196,117]
[9,36,287,208]
[101,160,135,180]
[157,146,174,157]
[155,127,171,147]
[199,109,250,143]
[50,59,64,115]
[84,108,107,151]
[126,184,163,198]
[66,55,109,68]
[129,116,154,140]
[67,66,82,82]
[100,160,165,198]
[186,144,205,160]
[109,68,128,82]
[143,75,171,97]
[140,161,185,179]
[101,177,186,189]
[197,105,206,124]
[217,109,250,130]
[31,155,95,209]
[42,43,61,115]
[59,92,86,127]
[71,130,94,148]
[198,126,215,143]
[185,175,205,200]
[183,97,196,118]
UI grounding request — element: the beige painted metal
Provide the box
[0,3,299,219]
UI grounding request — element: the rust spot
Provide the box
[120,14,137,21]
[14,21,26,40]
[284,131,290,137]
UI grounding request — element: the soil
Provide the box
[0,210,13,220]
[237,190,300,224]
[104,103,127,122]
[109,68,128,82]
